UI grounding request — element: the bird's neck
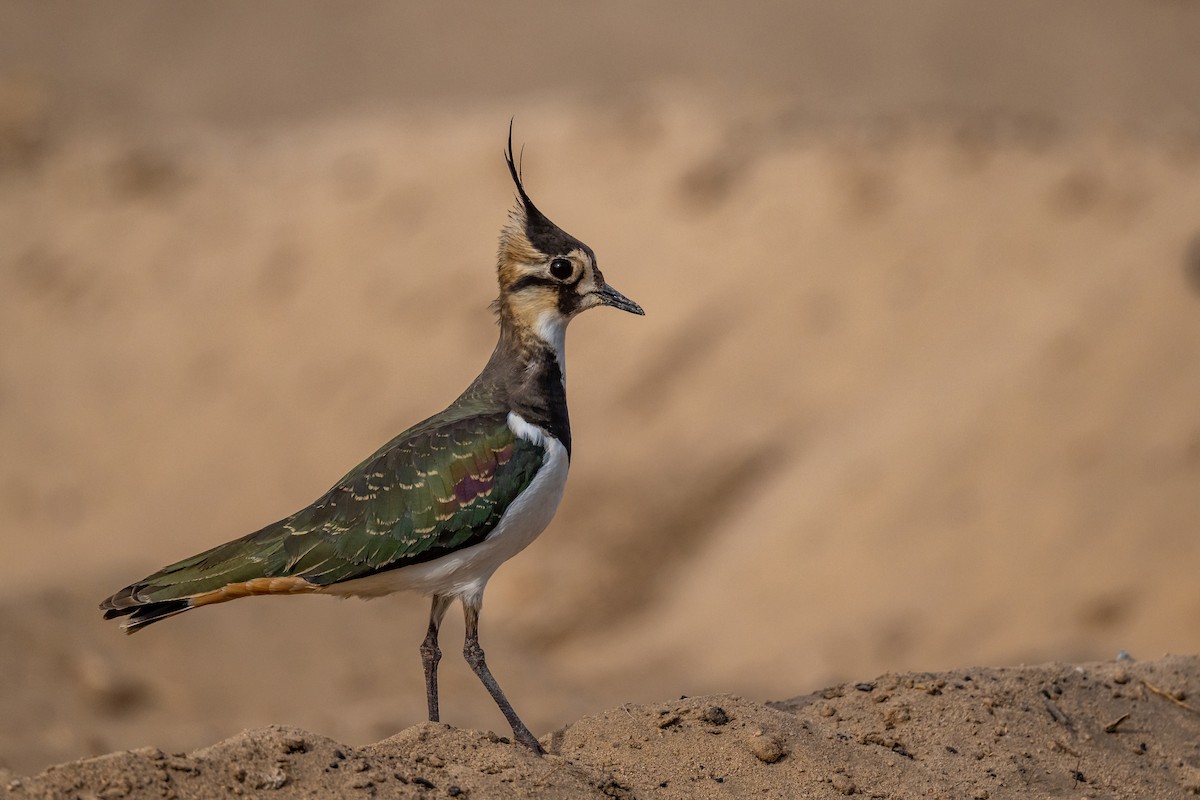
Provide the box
[469,318,572,457]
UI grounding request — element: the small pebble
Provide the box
[884,706,911,726]
[830,773,856,794]
[702,706,729,726]
[252,768,289,791]
[747,731,788,764]
[280,736,307,754]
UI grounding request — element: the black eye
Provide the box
[549,258,573,280]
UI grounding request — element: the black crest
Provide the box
[504,122,593,260]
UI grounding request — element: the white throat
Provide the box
[534,311,568,381]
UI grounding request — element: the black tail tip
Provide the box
[102,598,192,633]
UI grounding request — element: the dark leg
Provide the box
[462,600,544,755]
[421,594,452,722]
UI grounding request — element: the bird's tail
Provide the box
[101,596,193,633]
[100,574,319,633]
[99,523,318,633]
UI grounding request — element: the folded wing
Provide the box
[101,411,545,630]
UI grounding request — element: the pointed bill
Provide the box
[595,283,644,315]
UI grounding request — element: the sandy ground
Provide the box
[2,2,1200,796]
[6,656,1200,798]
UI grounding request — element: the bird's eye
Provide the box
[549,258,574,280]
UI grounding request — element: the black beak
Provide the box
[595,283,645,315]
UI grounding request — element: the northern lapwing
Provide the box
[99,129,644,754]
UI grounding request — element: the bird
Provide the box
[99,128,644,755]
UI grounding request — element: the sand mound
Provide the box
[5,655,1197,799]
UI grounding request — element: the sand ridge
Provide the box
[5,656,1199,798]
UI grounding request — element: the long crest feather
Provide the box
[505,120,540,220]
[500,122,593,263]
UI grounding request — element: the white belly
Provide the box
[321,412,568,606]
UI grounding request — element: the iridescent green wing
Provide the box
[128,411,544,598]
[278,411,545,584]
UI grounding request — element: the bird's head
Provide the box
[494,131,643,349]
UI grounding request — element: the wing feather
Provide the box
[103,411,545,609]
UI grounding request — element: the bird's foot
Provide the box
[510,724,546,756]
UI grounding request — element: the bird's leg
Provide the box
[462,600,544,755]
[421,594,452,722]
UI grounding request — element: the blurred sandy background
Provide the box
[2,0,1200,776]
